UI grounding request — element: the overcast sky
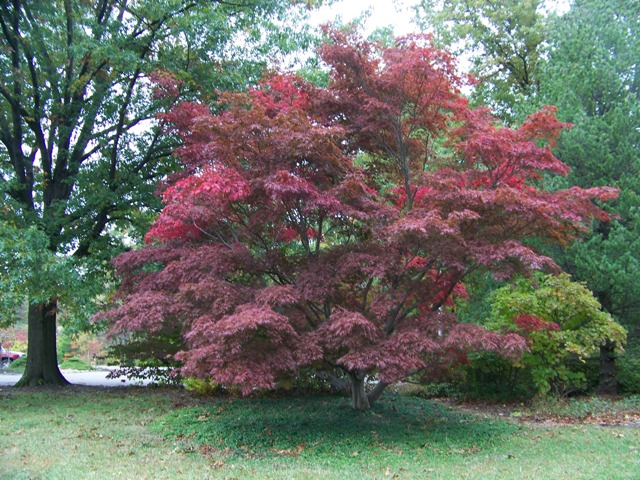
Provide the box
[310,0,418,36]
[308,0,570,36]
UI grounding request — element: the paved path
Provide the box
[0,368,154,387]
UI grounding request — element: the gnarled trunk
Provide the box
[15,300,69,387]
[367,380,389,405]
[347,372,391,410]
[348,371,370,410]
[315,369,350,393]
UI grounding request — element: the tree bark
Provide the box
[348,371,371,410]
[596,340,617,395]
[367,380,389,405]
[15,300,69,387]
[315,369,350,393]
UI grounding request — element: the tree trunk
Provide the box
[315,369,350,393]
[596,340,617,395]
[367,380,389,405]
[15,300,69,387]
[348,371,370,410]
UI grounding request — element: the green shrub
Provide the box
[106,332,182,370]
[462,351,535,401]
[183,377,223,395]
[486,273,626,397]
[8,356,26,371]
[182,369,338,398]
[59,357,94,371]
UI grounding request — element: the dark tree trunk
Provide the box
[315,369,350,393]
[15,300,69,387]
[348,371,370,410]
[596,340,617,395]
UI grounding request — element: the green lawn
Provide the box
[0,386,637,479]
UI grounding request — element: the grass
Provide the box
[0,386,638,479]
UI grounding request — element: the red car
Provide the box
[0,347,25,368]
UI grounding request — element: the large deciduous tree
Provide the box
[0,0,310,386]
[100,29,615,409]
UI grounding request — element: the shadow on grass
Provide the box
[154,393,519,458]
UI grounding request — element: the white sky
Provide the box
[310,0,419,36]
[309,0,570,36]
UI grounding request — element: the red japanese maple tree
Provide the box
[99,29,615,409]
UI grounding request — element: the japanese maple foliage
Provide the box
[99,29,616,409]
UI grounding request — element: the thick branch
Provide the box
[367,380,389,405]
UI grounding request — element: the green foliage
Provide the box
[487,273,626,396]
[107,331,183,368]
[617,346,640,394]
[418,0,640,345]
[105,331,184,386]
[417,0,640,346]
[57,330,72,364]
[462,352,535,400]
[0,222,56,321]
[538,0,640,333]
[415,0,547,123]
[58,357,94,371]
[8,356,27,371]
[56,328,108,364]
[0,221,101,327]
[490,274,627,353]
[182,377,224,396]
[154,394,518,458]
[455,270,505,326]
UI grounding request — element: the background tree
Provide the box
[534,0,640,393]
[415,0,546,123]
[0,0,315,386]
[539,0,640,328]
[99,29,615,410]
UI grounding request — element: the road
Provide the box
[0,367,154,387]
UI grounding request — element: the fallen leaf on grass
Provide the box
[270,444,305,456]
[384,466,399,478]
